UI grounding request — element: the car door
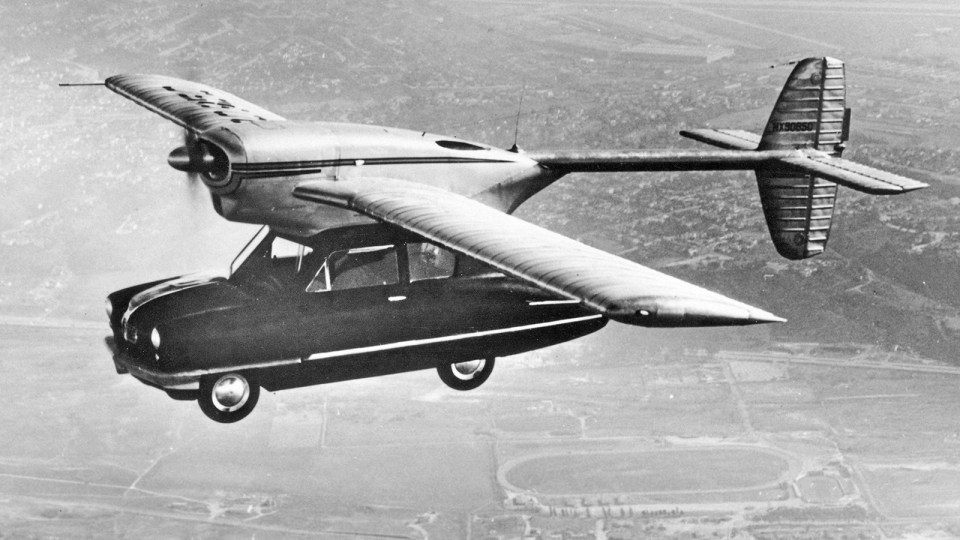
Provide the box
[296,244,409,358]
[399,241,464,337]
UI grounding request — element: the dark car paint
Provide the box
[109,225,609,394]
[106,277,176,333]
[256,312,606,392]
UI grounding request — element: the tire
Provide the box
[437,358,495,391]
[198,372,260,423]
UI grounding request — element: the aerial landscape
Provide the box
[3,0,960,538]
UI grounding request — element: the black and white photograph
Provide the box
[2,0,960,538]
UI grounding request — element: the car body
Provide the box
[106,224,607,421]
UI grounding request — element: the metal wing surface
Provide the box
[293,178,784,328]
[105,74,286,132]
[680,129,927,194]
[780,154,929,195]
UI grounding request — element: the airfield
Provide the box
[4,0,960,538]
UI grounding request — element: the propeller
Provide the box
[168,129,229,178]
[168,130,223,173]
[176,130,204,199]
[167,130,229,210]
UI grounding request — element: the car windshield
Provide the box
[229,229,315,294]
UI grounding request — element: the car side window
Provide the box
[407,242,456,282]
[307,245,398,293]
[454,254,502,278]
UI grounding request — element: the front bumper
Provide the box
[104,336,200,391]
[104,335,300,392]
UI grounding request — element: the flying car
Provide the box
[91,57,926,422]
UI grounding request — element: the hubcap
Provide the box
[452,359,484,379]
[211,374,250,412]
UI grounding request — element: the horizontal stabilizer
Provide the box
[293,178,785,328]
[781,154,928,195]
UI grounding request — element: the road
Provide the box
[717,350,960,376]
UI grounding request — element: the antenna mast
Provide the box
[508,86,525,153]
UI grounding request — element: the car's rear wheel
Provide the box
[198,372,260,423]
[437,358,495,391]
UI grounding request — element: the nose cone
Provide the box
[167,146,192,172]
[167,143,227,176]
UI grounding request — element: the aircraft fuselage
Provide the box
[199,121,561,237]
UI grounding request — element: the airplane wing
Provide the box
[292,178,784,328]
[104,74,286,132]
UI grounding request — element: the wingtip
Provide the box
[748,309,787,325]
[614,299,785,327]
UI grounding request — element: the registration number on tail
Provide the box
[770,121,815,133]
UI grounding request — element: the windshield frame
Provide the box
[229,226,271,278]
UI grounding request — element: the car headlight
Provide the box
[150,327,161,349]
[105,298,113,319]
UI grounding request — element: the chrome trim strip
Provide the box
[165,381,200,391]
[117,354,302,389]
[526,299,581,306]
[306,314,603,361]
[232,156,512,171]
[232,156,514,179]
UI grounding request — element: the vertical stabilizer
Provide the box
[756,57,846,259]
[759,57,847,153]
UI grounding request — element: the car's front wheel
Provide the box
[198,372,260,423]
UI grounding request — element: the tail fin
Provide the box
[756,57,849,259]
[759,57,848,154]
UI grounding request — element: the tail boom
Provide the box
[530,57,928,260]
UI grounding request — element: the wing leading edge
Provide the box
[293,178,784,328]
